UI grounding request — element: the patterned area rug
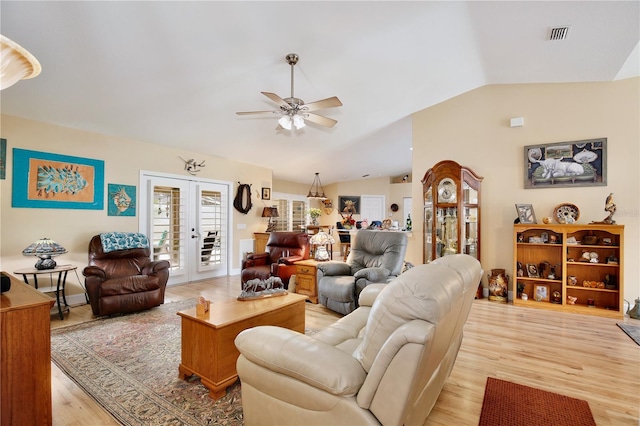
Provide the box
[479,377,596,426]
[617,322,640,346]
[51,299,243,426]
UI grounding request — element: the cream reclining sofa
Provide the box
[234,254,483,426]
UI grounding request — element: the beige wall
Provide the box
[1,114,272,296]
[411,78,640,301]
[3,78,637,303]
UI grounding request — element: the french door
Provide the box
[140,172,231,285]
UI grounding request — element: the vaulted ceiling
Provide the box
[1,1,638,185]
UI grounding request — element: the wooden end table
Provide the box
[294,259,319,304]
[177,292,306,400]
[13,264,77,320]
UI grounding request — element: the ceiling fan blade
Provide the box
[303,96,343,112]
[304,112,338,128]
[261,92,291,109]
[236,110,278,116]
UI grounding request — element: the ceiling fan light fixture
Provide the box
[237,53,342,130]
[0,34,42,91]
[278,115,292,130]
[293,114,306,130]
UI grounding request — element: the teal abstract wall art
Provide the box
[12,148,104,209]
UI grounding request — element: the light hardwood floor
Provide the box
[50,276,640,426]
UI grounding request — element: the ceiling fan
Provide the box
[236,53,343,130]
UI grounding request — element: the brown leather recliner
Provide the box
[83,234,170,316]
[241,231,310,288]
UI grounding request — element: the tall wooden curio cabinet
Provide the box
[422,160,483,263]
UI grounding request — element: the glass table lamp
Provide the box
[309,231,335,261]
[22,237,67,270]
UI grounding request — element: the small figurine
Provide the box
[591,192,616,224]
[604,274,617,290]
[567,295,578,305]
[548,264,558,280]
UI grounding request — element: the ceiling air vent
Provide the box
[548,26,571,41]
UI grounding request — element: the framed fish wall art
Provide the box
[108,183,136,216]
[12,148,104,209]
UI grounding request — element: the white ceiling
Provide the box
[1,1,638,185]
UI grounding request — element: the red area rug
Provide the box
[479,377,596,426]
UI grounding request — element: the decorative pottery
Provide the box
[488,268,508,303]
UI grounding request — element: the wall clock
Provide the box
[437,178,457,203]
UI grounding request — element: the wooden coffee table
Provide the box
[177,292,307,399]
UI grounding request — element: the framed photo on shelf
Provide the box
[526,263,539,278]
[533,284,550,302]
[524,138,607,189]
[515,204,537,224]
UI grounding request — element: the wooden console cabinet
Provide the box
[513,224,624,318]
[1,273,55,426]
[294,259,319,303]
[253,232,270,254]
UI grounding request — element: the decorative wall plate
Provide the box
[553,203,580,223]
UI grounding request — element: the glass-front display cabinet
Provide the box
[422,160,483,263]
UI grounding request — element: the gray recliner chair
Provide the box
[317,230,408,315]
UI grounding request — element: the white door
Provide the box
[361,195,386,223]
[140,172,231,285]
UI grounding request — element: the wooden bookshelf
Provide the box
[513,224,624,319]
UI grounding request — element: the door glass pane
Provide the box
[152,186,184,269]
[424,189,433,263]
[292,200,305,231]
[271,199,306,231]
[200,189,223,267]
[273,200,288,231]
[463,181,478,204]
[462,206,479,258]
[437,207,458,258]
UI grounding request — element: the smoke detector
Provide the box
[548,26,571,41]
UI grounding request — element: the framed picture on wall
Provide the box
[338,196,360,214]
[107,183,136,216]
[0,138,6,180]
[12,148,104,210]
[262,187,271,200]
[524,138,607,189]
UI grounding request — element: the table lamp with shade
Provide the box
[309,231,335,261]
[262,207,279,232]
[22,238,67,270]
